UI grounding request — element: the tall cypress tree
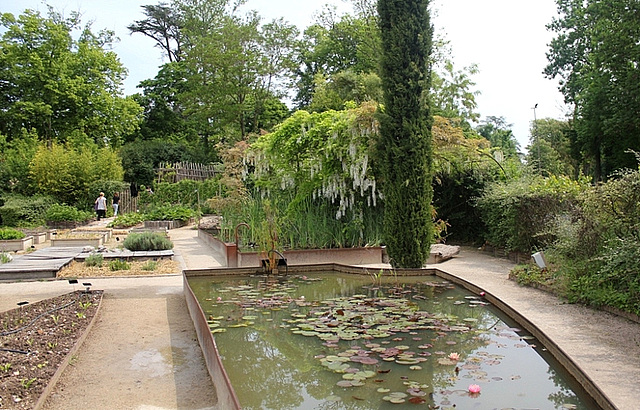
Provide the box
[377,0,434,268]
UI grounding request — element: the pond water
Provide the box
[188,273,597,409]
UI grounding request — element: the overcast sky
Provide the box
[2,0,567,150]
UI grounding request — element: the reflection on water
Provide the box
[188,273,595,409]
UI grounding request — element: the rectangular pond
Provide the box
[186,272,601,409]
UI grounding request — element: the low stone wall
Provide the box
[0,236,34,252]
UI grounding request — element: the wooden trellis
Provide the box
[156,162,221,183]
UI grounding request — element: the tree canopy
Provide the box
[0,8,142,147]
[545,0,640,180]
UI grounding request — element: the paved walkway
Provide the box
[0,226,638,409]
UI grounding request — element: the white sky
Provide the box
[2,0,568,149]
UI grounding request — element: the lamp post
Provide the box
[532,103,540,174]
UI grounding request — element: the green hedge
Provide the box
[0,195,51,227]
[476,175,588,253]
[45,204,93,222]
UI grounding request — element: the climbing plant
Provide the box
[245,101,383,248]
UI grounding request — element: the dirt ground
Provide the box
[39,275,218,410]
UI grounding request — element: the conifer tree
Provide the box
[377,0,434,267]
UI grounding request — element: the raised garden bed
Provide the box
[20,231,46,245]
[45,220,91,230]
[0,291,102,410]
[50,232,107,248]
[0,236,34,252]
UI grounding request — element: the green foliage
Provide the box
[144,204,197,222]
[44,204,92,223]
[29,142,124,207]
[495,168,640,317]
[545,0,640,181]
[475,116,519,160]
[179,5,299,141]
[108,212,145,228]
[0,194,51,227]
[294,9,381,108]
[377,0,434,268]
[476,175,589,253]
[140,260,158,271]
[0,9,142,145]
[0,227,26,240]
[509,264,557,289]
[245,103,382,248]
[84,253,104,267]
[123,232,174,251]
[0,130,39,195]
[120,140,198,187]
[109,259,131,271]
[568,237,640,316]
[140,178,222,211]
[526,118,575,177]
[309,70,382,112]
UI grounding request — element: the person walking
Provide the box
[95,192,107,221]
[112,192,120,217]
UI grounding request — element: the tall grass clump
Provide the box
[84,253,103,267]
[123,232,173,251]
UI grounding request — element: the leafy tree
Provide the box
[431,61,480,127]
[29,142,123,205]
[545,0,640,180]
[120,139,196,188]
[0,130,39,195]
[526,118,576,177]
[174,1,298,144]
[309,70,382,112]
[294,9,380,108]
[0,9,142,146]
[377,0,433,268]
[132,62,196,142]
[128,2,184,62]
[476,116,520,160]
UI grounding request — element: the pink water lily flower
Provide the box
[448,352,460,361]
[468,384,481,394]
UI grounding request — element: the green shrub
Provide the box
[123,232,174,251]
[45,204,93,222]
[0,195,51,227]
[139,178,222,210]
[145,204,197,222]
[109,259,130,271]
[140,260,158,271]
[85,253,103,267]
[0,227,26,240]
[108,212,145,228]
[566,236,640,316]
[476,175,588,253]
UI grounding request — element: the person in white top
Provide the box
[95,192,107,221]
